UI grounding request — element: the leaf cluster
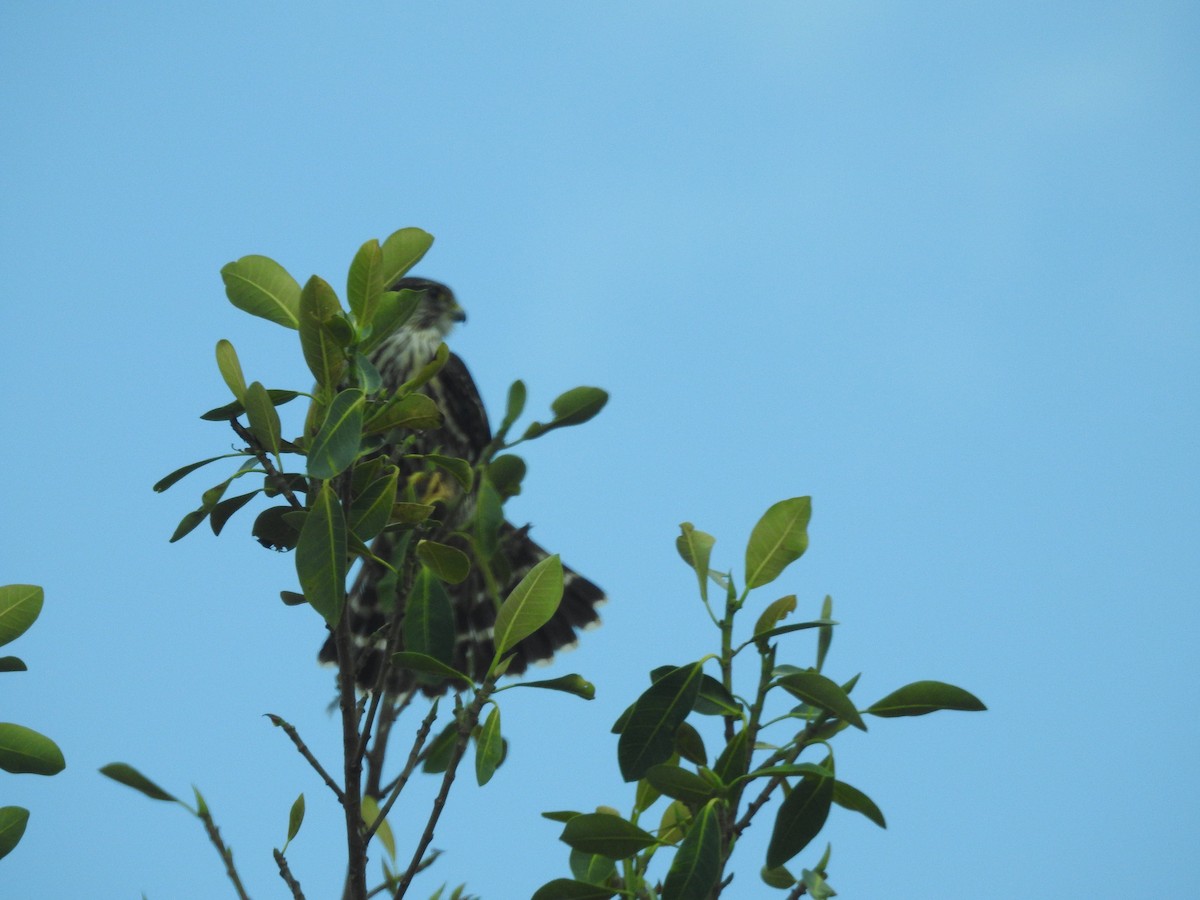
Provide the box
[0,584,67,860]
[535,499,985,900]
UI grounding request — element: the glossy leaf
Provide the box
[347,238,384,324]
[0,585,42,648]
[295,482,347,627]
[675,523,716,602]
[674,721,707,767]
[0,657,26,673]
[662,798,721,900]
[559,813,658,860]
[360,288,419,351]
[487,454,526,498]
[215,339,247,401]
[646,765,716,807]
[493,554,564,658]
[745,497,811,589]
[209,490,260,536]
[776,671,865,730]
[832,780,886,828]
[404,570,455,667]
[424,453,473,490]
[244,381,282,455]
[221,254,301,329]
[417,540,471,585]
[153,453,246,492]
[0,724,64,776]
[361,795,395,861]
[99,763,177,802]
[391,652,472,685]
[0,807,29,860]
[298,274,348,389]
[754,594,797,637]
[366,392,442,433]
[287,793,305,843]
[200,389,301,422]
[506,674,596,700]
[568,847,616,885]
[692,674,741,717]
[379,227,434,286]
[497,379,526,439]
[866,681,987,717]
[475,705,503,786]
[307,389,365,479]
[766,769,835,869]
[617,662,704,782]
[522,387,609,439]
[713,727,750,787]
[350,469,399,541]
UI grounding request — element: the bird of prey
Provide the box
[319,278,605,693]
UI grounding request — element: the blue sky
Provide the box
[2,3,1197,897]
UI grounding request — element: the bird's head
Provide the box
[393,277,466,339]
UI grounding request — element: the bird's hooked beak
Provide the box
[451,306,467,324]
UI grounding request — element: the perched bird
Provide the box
[319,278,605,693]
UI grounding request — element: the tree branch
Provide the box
[268,714,345,803]
[274,848,306,899]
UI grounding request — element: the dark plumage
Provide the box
[319,278,605,692]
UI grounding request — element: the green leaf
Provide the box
[153,453,247,493]
[540,810,584,823]
[307,389,365,479]
[286,793,305,843]
[209,490,260,536]
[766,768,835,869]
[0,585,43,648]
[645,765,716,807]
[832,780,886,829]
[712,727,750,787]
[475,705,503,786]
[0,657,27,673]
[399,341,450,393]
[692,674,741,717]
[405,570,456,667]
[505,674,596,700]
[169,507,210,543]
[379,227,434,286]
[361,795,395,861]
[390,502,436,525]
[531,879,615,900]
[618,662,704,782]
[497,380,526,440]
[866,681,987,717]
[253,505,301,550]
[0,723,65,775]
[244,380,282,455]
[99,763,176,802]
[214,339,247,401]
[391,652,472,685]
[366,392,443,432]
[662,798,721,900]
[200,389,301,421]
[424,453,473,490]
[0,807,30,860]
[473,476,504,559]
[350,470,399,541]
[295,482,348,627]
[347,238,385,325]
[416,540,471,585]
[299,275,348,389]
[744,497,812,590]
[492,555,564,659]
[776,671,865,730]
[675,523,716,603]
[559,813,658,860]
[817,595,834,672]
[221,254,301,329]
[754,595,797,637]
[569,848,616,886]
[487,454,526,499]
[361,288,420,352]
[522,387,609,440]
[674,721,707,767]
[751,618,836,644]
[761,864,797,889]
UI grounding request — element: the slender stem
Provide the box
[390,682,495,899]
[197,806,252,900]
[273,848,306,899]
[336,613,369,900]
[364,701,440,845]
[270,715,345,803]
[228,418,303,509]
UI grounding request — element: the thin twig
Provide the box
[336,611,369,900]
[198,806,252,900]
[390,682,494,899]
[364,701,440,846]
[269,714,345,803]
[228,418,304,509]
[273,848,306,899]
